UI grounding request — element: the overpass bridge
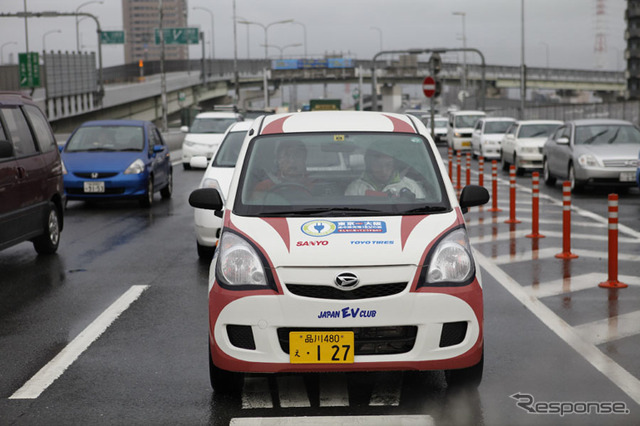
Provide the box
[5,57,623,132]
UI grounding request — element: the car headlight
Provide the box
[61,160,67,175]
[454,132,462,137]
[423,227,474,286]
[124,159,145,175]
[184,140,196,147]
[200,178,226,203]
[577,154,601,167]
[216,232,269,288]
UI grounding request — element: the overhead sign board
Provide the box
[19,52,40,88]
[100,31,125,44]
[154,28,199,45]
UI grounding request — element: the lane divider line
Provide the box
[525,273,640,299]
[574,310,640,346]
[476,251,640,405]
[9,285,149,400]
[229,415,435,426]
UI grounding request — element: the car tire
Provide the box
[514,154,523,176]
[445,348,483,389]
[501,152,509,171]
[543,159,556,186]
[140,178,154,208]
[197,241,215,259]
[209,339,243,394]
[33,202,61,255]
[183,163,191,170]
[568,163,584,193]
[160,171,173,199]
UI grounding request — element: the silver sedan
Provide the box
[542,119,640,192]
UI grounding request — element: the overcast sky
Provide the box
[0,0,629,71]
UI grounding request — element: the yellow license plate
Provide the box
[462,141,471,147]
[289,331,354,364]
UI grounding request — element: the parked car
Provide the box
[191,120,253,258]
[543,118,640,192]
[470,117,516,160]
[189,111,489,392]
[501,120,562,175]
[0,92,65,254]
[423,115,448,145]
[447,110,486,153]
[61,120,172,207]
[181,111,243,169]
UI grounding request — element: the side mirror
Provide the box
[0,140,13,158]
[180,125,189,133]
[189,188,224,211]
[190,156,209,169]
[556,137,569,145]
[459,184,490,213]
[153,145,164,153]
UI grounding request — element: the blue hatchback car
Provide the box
[61,120,173,207]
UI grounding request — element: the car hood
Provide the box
[481,134,504,142]
[184,133,225,145]
[516,137,548,147]
[226,210,459,267]
[62,151,147,172]
[576,143,640,160]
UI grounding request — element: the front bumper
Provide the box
[209,280,483,373]
[64,173,147,200]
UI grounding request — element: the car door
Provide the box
[472,120,483,153]
[502,123,517,158]
[149,125,169,187]
[547,125,572,179]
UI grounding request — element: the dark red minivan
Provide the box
[0,92,65,254]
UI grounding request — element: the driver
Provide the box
[345,147,425,199]
[252,139,313,198]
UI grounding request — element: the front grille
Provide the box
[602,159,636,168]
[285,282,407,300]
[278,326,417,355]
[74,172,119,178]
[458,132,472,138]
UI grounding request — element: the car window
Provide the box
[574,124,640,145]
[474,121,483,131]
[190,117,238,134]
[0,113,7,141]
[23,104,57,153]
[484,121,514,134]
[235,132,448,216]
[65,125,145,152]
[517,124,560,138]
[454,115,484,128]
[212,131,247,167]
[1,107,38,157]
[435,119,447,128]
[506,124,517,136]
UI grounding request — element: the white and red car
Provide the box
[189,111,489,391]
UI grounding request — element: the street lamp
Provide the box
[76,0,103,52]
[1,41,17,65]
[42,29,61,52]
[193,6,214,59]
[452,11,467,104]
[261,43,302,59]
[291,21,307,58]
[237,19,294,59]
[370,27,382,51]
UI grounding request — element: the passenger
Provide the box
[252,140,313,198]
[345,148,425,199]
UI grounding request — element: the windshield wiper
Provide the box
[581,129,608,145]
[402,206,449,214]
[607,128,621,144]
[528,131,548,138]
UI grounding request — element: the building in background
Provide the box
[122,0,188,64]
[626,0,640,99]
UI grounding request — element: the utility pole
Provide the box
[159,0,167,132]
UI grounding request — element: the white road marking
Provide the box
[476,251,640,405]
[9,285,149,400]
[230,415,435,426]
[319,374,349,407]
[277,376,311,407]
[369,372,402,406]
[526,273,640,299]
[575,310,640,346]
[242,377,273,409]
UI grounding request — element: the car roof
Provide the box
[481,117,516,122]
[256,111,419,135]
[450,110,485,115]
[515,120,563,125]
[0,91,38,107]
[195,111,240,119]
[567,118,634,126]
[79,119,149,127]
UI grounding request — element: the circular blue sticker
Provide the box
[301,220,337,237]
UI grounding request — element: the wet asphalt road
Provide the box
[0,141,639,426]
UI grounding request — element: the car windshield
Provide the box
[190,117,238,134]
[455,115,484,128]
[64,125,144,152]
[484,121,514,134]
[212,131,247,167]
[575,124,640,145]
[518,124,560,138]
[234,132,449,216]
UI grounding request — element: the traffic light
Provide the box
[430,53,442,97]
[434,79,442,98]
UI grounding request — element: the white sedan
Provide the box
[500,120,563,174]
[191,120,253,258]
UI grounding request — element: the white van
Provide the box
[189,111,489,392]
[447,110,486,153]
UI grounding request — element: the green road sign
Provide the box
[101,31,125,44]
[18,52,40,88]
[154,28,199,45]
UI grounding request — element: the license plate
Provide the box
[461,141,471,147]
[83,181,105,193]
[620,172,636,182]
[289,331,354,364]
